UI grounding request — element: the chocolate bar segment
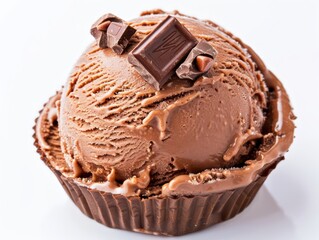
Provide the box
[176,40,217,80]
[128,16,198,90]
[107,22,136,55]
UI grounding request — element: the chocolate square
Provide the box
[128,16,198,90]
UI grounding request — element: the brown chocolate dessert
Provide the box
[34,10,295,236]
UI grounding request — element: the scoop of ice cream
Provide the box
[58,12,268,184]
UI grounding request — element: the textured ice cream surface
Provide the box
[58,13,268,188]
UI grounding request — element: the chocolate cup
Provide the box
[54,168,271,236]
[34,102,280,236]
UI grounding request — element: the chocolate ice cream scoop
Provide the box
[58,14,268,185]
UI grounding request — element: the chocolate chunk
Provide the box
[90,13,123,40]
[97,33,108,49]
[196,55,214,72]
[106,22,136,55]
[97,21,111,32]
[128,16,198,90]
[176,40,217,80]
[90,13,135,54]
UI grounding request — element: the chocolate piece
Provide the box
[90,13,123,40]
[196,55,214,72]
[97,33,108,49]
[176,40,217,80]
[106,22,136,55]
[128,16,198,90]
[96,21,111,32]
[90,13,135,54]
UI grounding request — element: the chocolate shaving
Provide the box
[128,16,198,90]
[176,40,217,80]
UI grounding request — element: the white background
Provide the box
[0,0,318,239]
